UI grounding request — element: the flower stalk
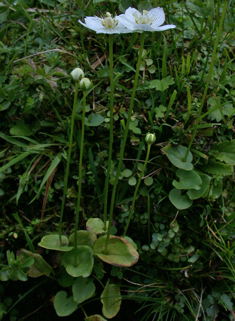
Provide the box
[103,34,115,230]
[105,32,145,252]
[123,134,155,237]
[58,80,80,246]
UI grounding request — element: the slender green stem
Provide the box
[105,32,145,252]
[103,34,114,230]
[74,91,86,266]
[147,193,151,246]
[123,143,151,237]
[183,0,228,161]
[58,81,79,246]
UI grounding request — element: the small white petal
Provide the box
[148,7,165,27]
[153,24,176,31]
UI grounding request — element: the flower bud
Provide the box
[71,68,84,81]
[79,77,93,91]
[145,132,156,145]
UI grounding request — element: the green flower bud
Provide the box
[145,132,156,145]
[71,68,84,81]
[80,77,93,91]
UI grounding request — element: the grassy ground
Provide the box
[0,0,235,320]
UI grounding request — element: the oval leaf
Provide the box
[162,145,193,170]
[93,236,139,267]
[38,235,73,252]
[54,291,77,317]
[86,218,109,235]
[169,188,193,210]
[101,283,122,319]
[20,249,52,277]
[72,277,96,304]
[69,230,97,248]
[187,172,211,200]
[62,246,94,277]
[173,169,202,190]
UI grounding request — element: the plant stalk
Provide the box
[74,91,86,266]
[123,143,151,237]
[58,81,79,246]
[105,32,145,252]
[184,0,228,161]
[103,34,114,230]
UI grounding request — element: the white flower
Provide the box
[80,77,93,91]
[118,7,176,32]
[71,68,84,81]
[79,12,130,34]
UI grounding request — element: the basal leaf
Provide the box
[187,172,211,200]
[169,188,193,210]
[54,291,78,317]
[200,161,233,176]
[69,230,97,248]
[38,235,73,252]
[86,218,109,235]
[162,145,193,170]
[72,277,95,304]
[62,246,94,277]
[93,236,139,267]
[173,169,202,190]
[101,283,122,319]
[213,140,235,165]
[20,249,52,277]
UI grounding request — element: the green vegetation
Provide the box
[0,0,235,320]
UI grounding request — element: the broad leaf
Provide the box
[38,235,73,252]
[54,291,77,317]
[162,145,193,170]
[101,283,122,319]
[169,188,193,210]
[20,249,52,277]
[93,236,139,267]
[86,218,109,235]
[187,172,211,200]
[62,246,94,277]
[173,169,202,190]
[213,140,235,165]
[200,160,233,176]
[69,230,97,248]
[10,123,33,136]
[86,114,104,127]
[72,277,95,304]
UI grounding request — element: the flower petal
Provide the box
[152,24,176,31]
[124,7,140,23]
[149,7,165,27]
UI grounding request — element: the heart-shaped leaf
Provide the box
[54,291,77,317]
[20,249,52,277]
[86,218,109,235]
[162,145,193,171]
[187,172,211,200]
[101,283,122,319]
[72,277,95,304]
[173,169,202,190]
[93,236,139,267]
[169,188,193,210]
[38,235,73,252]
[69,230,97,248]
[62,246,94,277]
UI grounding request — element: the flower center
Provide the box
[101,12,118,29]
[134,10,153,25]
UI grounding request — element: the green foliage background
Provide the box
[0,0,235,320]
